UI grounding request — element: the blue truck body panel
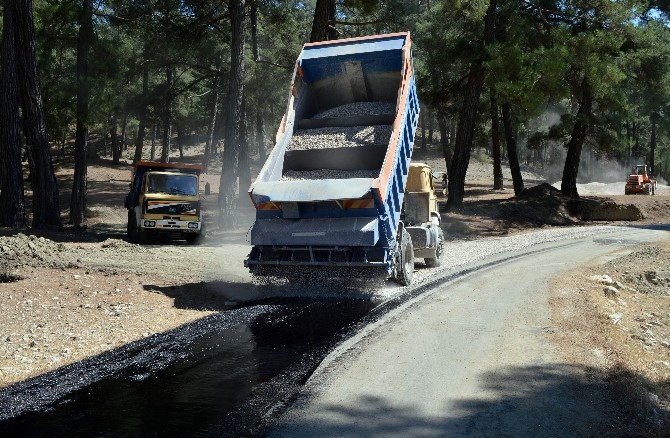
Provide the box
[246,33,419,274]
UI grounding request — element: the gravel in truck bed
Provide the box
[287,125,392,151]
[312,101,395,119]
[281,169,379,181]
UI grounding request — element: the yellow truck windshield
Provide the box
[147,174,198,196]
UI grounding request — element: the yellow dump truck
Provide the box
[124,161,206,244]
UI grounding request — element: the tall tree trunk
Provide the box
[160,67,173,163]
[428,109,434,146]
[15,0,62,228]
[133,63,149,164]
[211,91,230,157]
[310,0,336,42]
[490,87,503,190]
[649,114,656,175]
[0,0,26,228]
[256,111,267,163]
[446,0,496,210]
[560,77,592,198]
[204,58,222,170]
[150,122,157,161]
[70,0,93,227]
[120,113,128,151]
[176,124,184,158]
[238,98,251,200]
[420,109,426,149]
[437,110,451,172]
[218,0,246,227]
[502,103,523,196]
[250,0,261,61]
[634,120,639,159]
[110,113,121,163]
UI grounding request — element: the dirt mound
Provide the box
[0,234,71,271]
[518,182,563,198]
[573,199,645,221]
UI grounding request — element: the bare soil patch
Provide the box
[549,238,670,435]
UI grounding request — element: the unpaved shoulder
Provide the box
[549,238,670,435]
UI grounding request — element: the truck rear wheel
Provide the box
[424,228,444,268]
[394,227,414,286]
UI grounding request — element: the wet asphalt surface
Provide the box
[0,295,382,437]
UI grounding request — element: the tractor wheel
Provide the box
[424,228,444,268]
[644,184,651,195]
[394,227,414,286]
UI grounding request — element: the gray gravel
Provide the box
[282,170,378,181]
[405,225,628,294]
[287,125,392,151]
[312,102,395,119]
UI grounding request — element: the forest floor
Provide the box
[1,144,669,432]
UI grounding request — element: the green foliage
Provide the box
[10,0,669,187]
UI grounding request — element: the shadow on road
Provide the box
[270,363,669,437]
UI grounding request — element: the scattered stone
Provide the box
[609,313,623,324]
[287,125,392,151]
[311,101,395,119]
[604,286,619,296]
[591,274,614,285]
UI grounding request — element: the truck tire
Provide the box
[424,228,444,268]
[645,184,651,195]
[394,227,414,286]
[186,222,206,245]
[127,211,147,244]
[127,211,137,242]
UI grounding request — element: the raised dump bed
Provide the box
[246,32,420,282]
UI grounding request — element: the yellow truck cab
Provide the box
[402,162,444,267]
[125,161,205,244]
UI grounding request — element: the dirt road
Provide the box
[269,225,669,437]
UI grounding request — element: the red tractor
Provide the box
[625,164,657,195]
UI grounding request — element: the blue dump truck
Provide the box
[245,32,443,286]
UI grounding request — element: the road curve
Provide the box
[267,225,669,437]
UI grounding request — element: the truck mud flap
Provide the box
[245,245,390,268]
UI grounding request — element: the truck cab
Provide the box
[125,161,206,244]
[403,163,444,268]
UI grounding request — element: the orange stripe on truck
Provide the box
[257,202,280,210]
[342,199,375,209]
[374,34,413,204]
